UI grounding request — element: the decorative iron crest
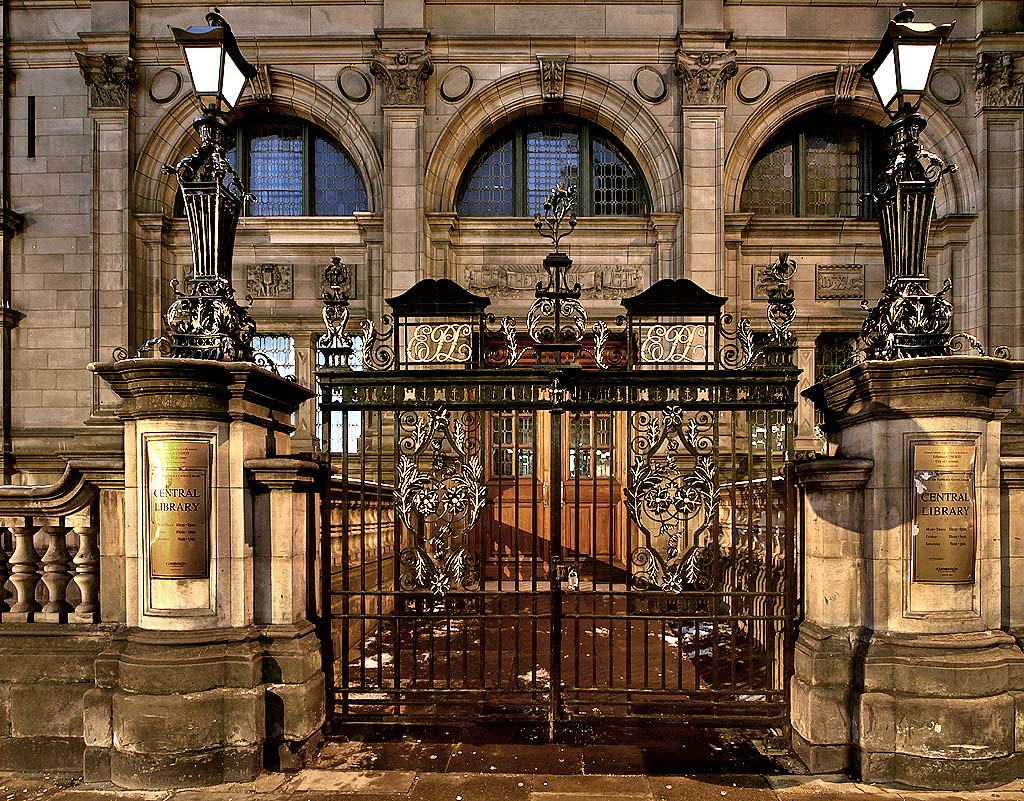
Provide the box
[395,408,487,595]
[319,258,358,369]
[160,277,256,360]
[625,407,720,594]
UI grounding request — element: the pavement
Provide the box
[2,730,1024,801]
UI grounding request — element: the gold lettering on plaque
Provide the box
[912,442,976,583]
[148,439,210,579]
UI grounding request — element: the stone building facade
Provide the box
[0,0,1019,482]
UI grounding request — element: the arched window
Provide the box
[457,119,649,217]
[222,115,368,216]
[740,111,884,218]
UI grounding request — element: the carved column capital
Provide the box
[369,48,433,106]
[75,52,136,110]
[674,49,737,106]
[974,52,1024,108]
[537,55,568,100]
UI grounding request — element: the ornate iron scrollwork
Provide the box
[396,407,487,596]
[359,316,396,371]
[625,406,720,594]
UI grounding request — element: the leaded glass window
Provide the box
[316,337,364,453]
[253,333,296,378]
[492,412,535,478]
[740,112,883,218]
[569,412,612,479]
[457,119,649,217]
[815,332,859,382]
[216,116,367,217]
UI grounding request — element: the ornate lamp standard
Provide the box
[160,9,258,360]
[859,4,957,360]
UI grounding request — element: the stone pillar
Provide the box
[796,357,1024,788]
[973,51,1023,353]
[371,32,432,298]
[75,46,135,421]
[674,39,735,292]
[85,358,320,788]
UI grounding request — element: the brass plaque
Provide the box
[147,438,210,579]
[912,442,976,584]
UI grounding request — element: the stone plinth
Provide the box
[86,358,321,787]
[797,356,1024,789]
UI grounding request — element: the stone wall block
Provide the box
[892,695,1014,760]
[112,690,231,754]
[222,687,265,747]
[858,692,895,753]
[0,684,9,737]
[9,683,85,738]
[790,677,850,745]
[83,688,113,748]
[0,736,84,772]
[266,672,326,742]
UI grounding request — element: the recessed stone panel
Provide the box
[439,66,473,103]
[337,66,371,103]
[736,66,770,104]
[632,66,667,104]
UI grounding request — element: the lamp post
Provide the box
[160,8,258,360]
[859,4,957,360]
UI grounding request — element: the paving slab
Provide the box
[446,746,584,776]
[287,769,418,794]
[409,773,531,801]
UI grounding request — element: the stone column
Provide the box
[85,358,319,787]
[674,40,735,292]
[797,357,1024,788]
[370,32,432,298]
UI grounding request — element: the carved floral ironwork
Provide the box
[396,407,487,596]
[625,407,720,594]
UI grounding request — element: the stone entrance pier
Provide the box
[82,358,325,788]
[794,357,1024,788]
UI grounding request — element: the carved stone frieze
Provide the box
[75,52,136,109]
[674,49,737,106]
[246,263,293,299]
[370,48,433,106]
[537,55,568,101]
[974,52,1024,108]
[467,263,643,300]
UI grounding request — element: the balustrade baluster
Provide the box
[0,525,9,614]
[7,518,41,620]
[39,521,73,622]
[71,521,100,622]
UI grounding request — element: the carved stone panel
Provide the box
[815,264,865,301]
[246,263,293,299]
[674,49,737,106]
[467,263,643,299]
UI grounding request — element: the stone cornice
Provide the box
[805,357,1024,429]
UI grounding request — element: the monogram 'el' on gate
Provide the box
[317,189,801,733]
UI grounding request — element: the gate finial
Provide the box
[533,183,577,253]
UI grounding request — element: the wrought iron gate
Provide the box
[317,200,800,732]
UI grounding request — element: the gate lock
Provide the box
[554,563,580,591]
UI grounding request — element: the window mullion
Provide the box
[303,123,313,216]
[794,132,805,217]
[582,124,592,216]
[514,128,526,217]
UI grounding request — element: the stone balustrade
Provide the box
[0,458,123,624]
